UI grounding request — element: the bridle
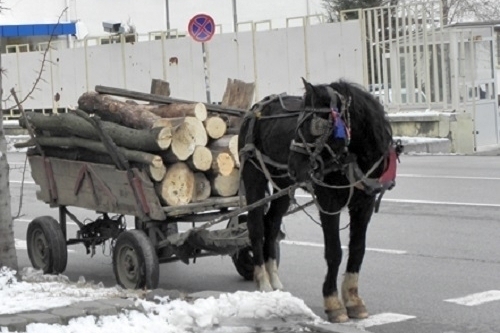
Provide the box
[289,86,351,180]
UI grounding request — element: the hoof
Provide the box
[325,308,349,323]
[258,281,273,292]
[346,305,368,319]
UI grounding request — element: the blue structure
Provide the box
[0,23,76,37]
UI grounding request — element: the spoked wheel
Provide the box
[229,215,281,281]
[112,230,159,289]
[26,216,68,274]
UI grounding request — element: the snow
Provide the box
[0,267,322,333]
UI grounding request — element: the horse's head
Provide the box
[288,79,351,182]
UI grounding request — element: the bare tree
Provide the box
[0,26,19,270]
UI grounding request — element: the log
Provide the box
[78,92,184,130]
[146,103,207,121]
[170,117,208,161]
[221,78,254,130]
[15,136,164,168]
[95,85,247,117]
[150,78,171,97]
[193,172,211,202]
[26,146,165,182]
[208,135,240,167]
[19,111,174,151]
[204,116,227,139]
[210,168,240,197]
[211,151,235,176]
[160,145,212,172]
[156,162,195,206]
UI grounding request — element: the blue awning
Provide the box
[0,23,76,37]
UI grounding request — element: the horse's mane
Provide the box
[328,80,393,163]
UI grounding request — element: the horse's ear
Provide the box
[301,77,315,96]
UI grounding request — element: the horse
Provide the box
[238,78,398,323]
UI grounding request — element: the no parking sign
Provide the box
[188,14,215,42]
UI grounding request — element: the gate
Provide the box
[341,1,499,150]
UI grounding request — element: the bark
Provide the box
[211,152,235,176]
[156,162,195,206]
[221,78,254,130]
[78,92,184,130]
[19,111,174,151]
[146,103,207,121]
[16,136,164,168]
[208,135,240,167]
[150,78,171,98]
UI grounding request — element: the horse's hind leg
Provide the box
[263,193,290,290]
[341,194,375,319]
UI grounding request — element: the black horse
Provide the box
[238,79,398,323]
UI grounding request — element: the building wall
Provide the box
[1,20,363,113]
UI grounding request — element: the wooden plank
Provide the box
[29,156,166,221]
[162,196,242,216]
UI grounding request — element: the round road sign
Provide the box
[188,14,215,42]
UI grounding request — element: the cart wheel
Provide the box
[229,216,281,281]
[26,216,68,274]
[113,230,159,289]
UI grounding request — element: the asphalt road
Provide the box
[7,151,500,333]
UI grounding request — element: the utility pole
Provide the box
[165,0,171,37]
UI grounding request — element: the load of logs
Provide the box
[16,84,248,207]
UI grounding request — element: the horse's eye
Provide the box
[310,116,330,136]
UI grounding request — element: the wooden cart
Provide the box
[25,154,262,289]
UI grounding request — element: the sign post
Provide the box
[188,14,215,104]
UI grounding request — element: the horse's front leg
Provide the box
[262,194,290,290]
[321,212,348,323]
[247,204,273,292]
[341,194,375,319]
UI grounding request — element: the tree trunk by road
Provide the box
[0,38,19,270]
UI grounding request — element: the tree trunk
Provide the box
[211,151,235,176]
[209,168,240,197]
[0,46,19,270]
[146,103,207,121]
[156,162,195,206]
[19,111,175,151]
[204,116,227,139]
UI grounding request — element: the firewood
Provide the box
[160,145,212,172]
[208,135,240,167]
[204,116,227,139]
[19,111,174,151]
[15,136,164,169]
[210,168,240,197]
[156,162,195,206]
[193,172,211,202]
[211,151,235,176]
[170,117,208,161]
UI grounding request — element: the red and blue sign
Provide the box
[188,14,215,42]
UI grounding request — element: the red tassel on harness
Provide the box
[379,147,398,185]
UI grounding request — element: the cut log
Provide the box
[204,116,227,139]
[193,172,211,202]
[210,168,240,197]
[150,78,171,97]
[156,162,195,206]
[15,136,164,168]
[208,135,240,167]
[188,146,213,171]
[19,111,174,151]
[170,117,207,161]
[78,92,184,130]
[143,164,167,182]
[212,151,235,176]
[221,78,254,130]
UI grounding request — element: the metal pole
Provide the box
[232,0,238,32]
[165,0,171,37]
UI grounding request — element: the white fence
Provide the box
[2,18,363,118]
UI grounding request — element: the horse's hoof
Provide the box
[258,282,273,292]
[325,309,349,323]
[346,305,368,319]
